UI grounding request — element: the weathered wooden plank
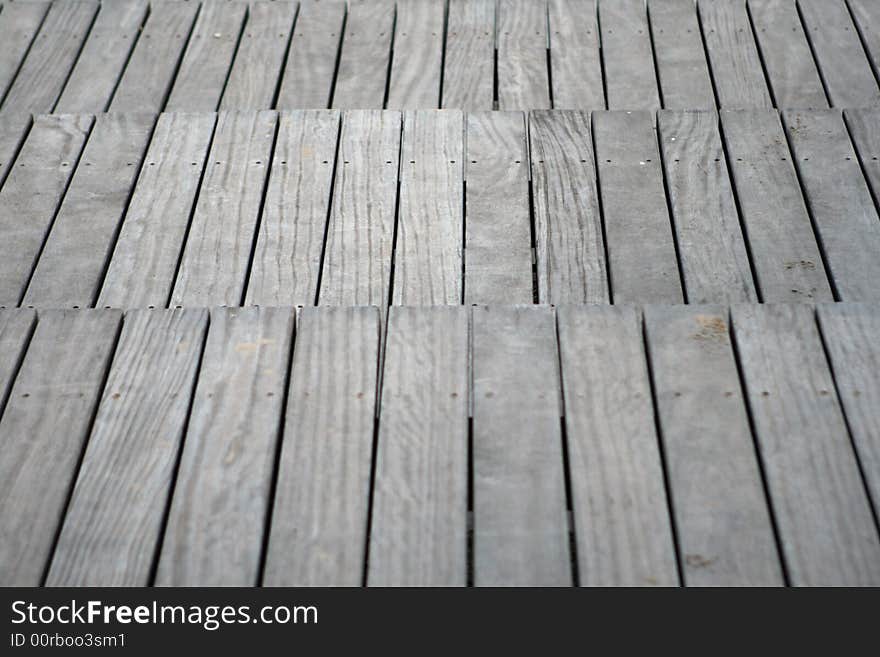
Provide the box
[720,109,832,302]
[472,305,569,586]
[849,0,880,85]
[393,110,463,305]
[367,306,468,586]
[386,0,444,109]
[657,110,756,303]
[165,0,247,111]
[0,111,32,190]
[548,0,603,109]
[109,0,200,112]
[276,0,346,109]
[98,112,216,310]
[171,110,276,307]
[798,0,880,107]
[843,108,880,209]
[558,306,678,587]
[0,309,36,415]
[332,0,394,109]
[599,0,660,110]
[220,1,297,111]
[318,110,400,306]
[24,113,155,309]
[0,0,49,104]
[732,303,880,586]
[497,0,551,110]
[263,306,379,586]
[1,0,98,113]
[593,110,683,305]
[156,307,294,586]
[529,110,607,304]
[747,0,827,108]
[0,309,120,586]
[246,109,339,307]
[644,304,784,586]
[0,114,93,307]
[464,111,532,304]
[54,0,148,113]
[442,0,494,111]
[782,109,880,302]
[46,308,208,587]
[698,0,772,108]
[648,0,715,109]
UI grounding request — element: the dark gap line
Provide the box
[49,2,101,114]
[524,114,538,304]
[842,110,880,220]
[695,0,722,110]
[215,1,251,112]
[326,5,349,109]
[466,306,474,587]
[0,310,38,428]
[492,0,499,110]
[158,1,204,113]
[0,1,51,110]
[596,1,608,110]
[644,0,665,109]
[102,2,152,113]
[844,0,880,95]
[743,0,777,109]
[545,0,553,109]
[0,114,34,194]
[381,3,398,110]
[654,117,691,304]
[796,0,833,108]
[269,1,301,110]
[589,114,613,304]
[438,0,450,108]
[312,113,344,306]
[385,115,405,310]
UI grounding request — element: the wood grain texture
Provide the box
[442,0,494,110]
[386,0,444,109]
[246,109,340,306]
[367,306,468,586]
[263,306,380,586]
[849,0,880,85]
[0,309,120,586]
[497,0,551,110]
[24,113,155,309]
[156,307,294,586]
[593,110,683,305]
[171,110,277,307]
[644,304,784,586]
[464,111,533,304]
[0,113,92,307]
[0,309,36,416]
[472,305,570,586]
[393,110,463,305]
[599,0,660,110]
[331,0,394,109]
[548,0,603,109]
[46,308,208,586]
[732,303,880,586]
[529,109,607,304]
[558,305,678,587]
[98,112,216,310]
[782,109,880,302]
[843,108,880,211]
[0,111,32,190]
[720,109,832,302]
[657,110,756,303]
[0,0,49,104]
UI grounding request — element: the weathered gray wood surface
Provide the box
[332,0,394,109]
[386,0,444,109]
[442,0,494,110]
[496,0,550,110]
[548,0,603,109]
[849,0,880,85]
[0,1,49,105]
[600,0,659,110]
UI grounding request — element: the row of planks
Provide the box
[2,0,880,114]
[2,107,880,309]
[0,302,878,586]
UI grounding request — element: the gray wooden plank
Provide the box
[276,0,346,109]
[497,0,551,111]
[732,303,880,586]
[165,0,247,111]
[782,109,880,302]
[386,0,444,109]
[747,0,827,108]
[220,1,297,111]
[24,113,155,309]
[318,109,400,306]
[393,109,463,305]
[0,111,32,190]
[698,0,772,108]
[592,110,683,305]
[1,0,98,113]
[0,309,120,586]
[548,0,603,109]
[442,0,494,111]
[472,305,570,587]
[0,309,36,415]
[54,0,148,113]
[98,112,216,310]
[599,0,660,110]
[798,0,880,107]
[246,109,339,306]
[657,110,757,303]
[849,0,880,85]
[558,305,678,587]
[843,107,880,210]
[464,111,533,304]
[156,306,294,586]
[529,109,607,304]
[331,0,394,109]
[46,308,208,586]
[0,113,93,307]
[0,0,49,104]
[720,109,832,302]
[643,304,784,586]
[367,306,468,586]
[171,110,276,307]
[109,0,200,112]
[648,0,715,109]
[263,306,379,586]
